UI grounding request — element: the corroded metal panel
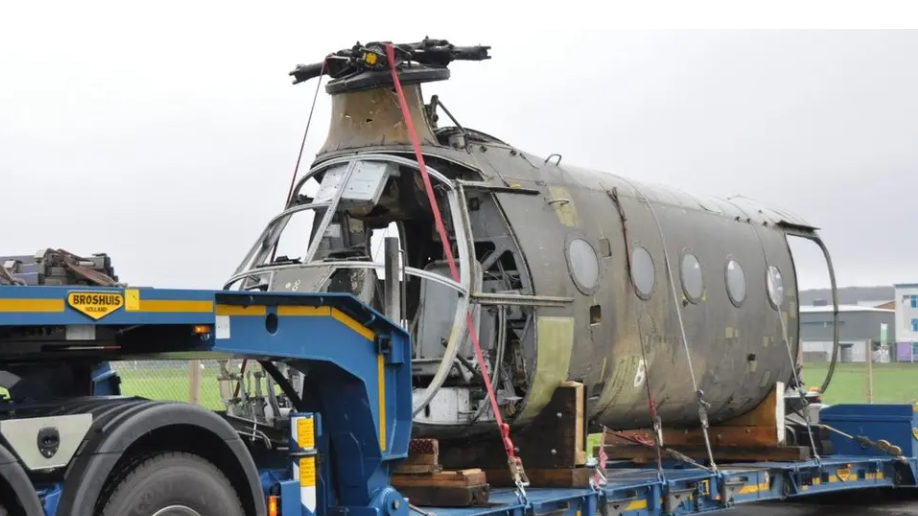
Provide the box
[319,84,438,154]
[280,40,816,435]
[518,316,575,420]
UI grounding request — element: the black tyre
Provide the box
[99,451,245,516]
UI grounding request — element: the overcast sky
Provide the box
[1,4,916,291]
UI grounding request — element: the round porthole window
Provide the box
[631,246,655,299]
[725,258,746,307]
[681,252,704,303]
[567,238,600,294]
[767,265,785,308]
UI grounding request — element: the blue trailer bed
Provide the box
[1,284,917,516]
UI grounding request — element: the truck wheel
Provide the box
[100,451,245,516]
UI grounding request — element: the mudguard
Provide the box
[55,400,266,516]
[0,444,44,516]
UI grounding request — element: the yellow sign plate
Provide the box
[298,417,315,449]
[67,292,125,320]
[299,456,316,487]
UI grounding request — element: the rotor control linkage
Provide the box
[289,37,491,85]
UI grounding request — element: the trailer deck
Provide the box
[1,285,917,515]
[418,454,916,516]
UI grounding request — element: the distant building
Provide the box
[857,299,896,310]
[894,283,918,361]
[800,304,895,363]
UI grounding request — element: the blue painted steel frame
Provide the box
[0,285,414,516]
[5,285,918,516]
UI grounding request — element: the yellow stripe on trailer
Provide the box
[132,300,214,313]
[277,305,376,341]
[332,308,375,341]
[215,304,267,316]
[124,289,213,313]
[0,299,65,313]
[278,306,331,317]
[625,499,648,511]
[378,353,386,451]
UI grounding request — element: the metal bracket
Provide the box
[470,292,573,308]
[718,479,744,507]
[604,496,642,516]
[663,486,695,515]
[454,179,541,196]
[544,153,562,166]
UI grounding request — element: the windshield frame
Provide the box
[225,153,480,420]
[225,154,474,298]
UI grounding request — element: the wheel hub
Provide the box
[151,506,202,516]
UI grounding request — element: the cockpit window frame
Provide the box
[224,153,480,421]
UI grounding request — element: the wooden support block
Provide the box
[601,444,810,463]
[405,438,439,465]
[438,382,588,470]
[391,469,487,488]
[603,381,787,450]
[609,426,780,448]
[391,468,490,507]
[395,484,489,507]
[483,467,594,488]
[394,464,443,475]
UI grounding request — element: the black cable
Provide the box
[259,360,307,413]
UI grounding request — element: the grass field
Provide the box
[6,360,915,457]
[117,365,226,410]
[798,362,918,405]
[113,361,918,408]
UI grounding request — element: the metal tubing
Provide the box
[384,236,401,326]
[813,235,840,395]
[782,229,839,395]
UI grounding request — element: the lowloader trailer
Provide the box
[1,279,918,515]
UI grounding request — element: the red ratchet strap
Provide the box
[384,44,528,489]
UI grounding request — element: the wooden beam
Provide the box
[391,469,490,507]
[394,464,442,475]
[601,444,810,463]
[609,426,780,448]
[392,440,490,507]
[391,469,486,488]
[604,381,787,449]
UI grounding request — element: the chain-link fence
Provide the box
[111,358,244,410]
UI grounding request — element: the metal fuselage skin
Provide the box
[300,82,806,436]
